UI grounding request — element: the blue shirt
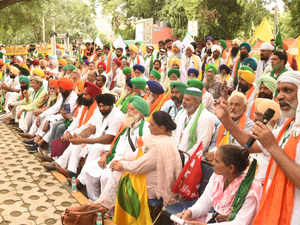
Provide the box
[161,99,183,120]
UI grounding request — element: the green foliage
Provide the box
[283,0,300,38]
[96,0,271,40]
[0,0,97,44]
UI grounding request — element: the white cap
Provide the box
[260,42,274,51]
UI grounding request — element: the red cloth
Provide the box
[48,79,59,89]
[32,59,39,66]
[97,61,106,70]
[50,139,70,158]
[113,57,121,67]
[172,143,203,200]
[84,81,101,99]
[58,78,74,91]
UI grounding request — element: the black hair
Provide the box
[165,39,172,44]
[98,74,106,83]
[96,93,115,106]
[152,111,177,131]
[153,59,161,67]
[273,50,288,65]
[158,40,165,45]
[219,144,249,174]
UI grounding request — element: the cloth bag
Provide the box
[61,205,103,225]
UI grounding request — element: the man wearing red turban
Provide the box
[43,81,102,177]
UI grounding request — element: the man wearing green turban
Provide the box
[168,68,180,81]
[81,95,151,207]
[174,78,215,156]
[161,81,187,120]
[204,64,223,99]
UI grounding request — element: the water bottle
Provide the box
[71,177,76,192]
[96,212,102,225]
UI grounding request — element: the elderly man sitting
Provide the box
[13,76,48,133]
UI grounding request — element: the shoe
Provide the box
[23,140,35,145]
[36,149,53,162]
[8,119,15,125]
[43,162,57,171]
[26,144,38,153]
[20,133,34,139]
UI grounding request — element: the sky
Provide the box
[265,0,285,12]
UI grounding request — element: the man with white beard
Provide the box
[214,70,300,225]
[81,96,151,205]
[174,78,216,156]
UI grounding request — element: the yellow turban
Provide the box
[238,65,255,84]
[254,98,280,121]
[32,68,45,78]
[129,45,138,54]
[59,59,67,67]
[170,58,181,67]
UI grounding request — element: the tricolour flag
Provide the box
[113,138,152,225]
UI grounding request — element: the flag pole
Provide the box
[274,0,279,37]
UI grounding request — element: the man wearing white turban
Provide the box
[214,70,300,225]
[207,44,225,70]
[256,42,274,80]
[182,44,202,81]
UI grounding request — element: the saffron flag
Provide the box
[250,17,273,45]
[113,139,152,225]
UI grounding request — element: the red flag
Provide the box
[172,143,203,200]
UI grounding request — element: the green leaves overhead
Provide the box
[96,0,271,40]
[0,0,97,44]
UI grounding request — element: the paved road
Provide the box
[0,122,79,225]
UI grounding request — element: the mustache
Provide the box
[279,100,291,108]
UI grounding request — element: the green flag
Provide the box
[275,23,283,50]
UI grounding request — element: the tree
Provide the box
[0,0,98,44]
[282,0,300,38]
[0,0,31,10]
[94,0,270,40]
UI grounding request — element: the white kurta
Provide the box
[37,91,78,143]
[182,54,202,77]
[174,106,215,156]
[255,58,272,81]
[55,104,102,173]
[3,76,20,112]
[84,119,151,204]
